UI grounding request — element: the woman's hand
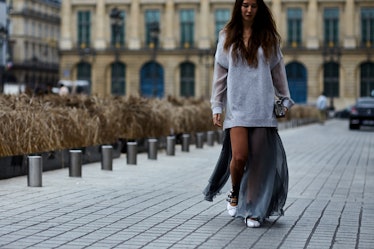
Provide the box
[213,114,222,127]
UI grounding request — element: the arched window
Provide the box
[140,62,164,98]
[285,62,307,103]
[180,62,195,97]
[360,62,374,97]
[323,62,339,98]
[111,62,126,95]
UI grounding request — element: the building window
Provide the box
[24,42,29,60]
[286,62,307,104]
[145,10,160,48]
[180,9,194,48]
[361,8,374,48]
[77,62,91,94]
[39,23,42,37]
[323,62,339,98]
[140,62,164,98]
[324,8,339,47]
[287,8,302,48]
[45,25,48,39]
[111,11,125,48]
[111,62,126,95]
[32,21,35,37]
[180,62,195,97]
[24,19,29,36]
[77,11,91,48]
[360,62,374,97]
[215,9,230,42]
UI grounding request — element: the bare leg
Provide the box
[246,128,266,203]
[229,127,248,201]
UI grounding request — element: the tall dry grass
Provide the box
[0,94,216,157]
[0,94,318,157]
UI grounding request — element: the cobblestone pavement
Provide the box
[0,119,373,249]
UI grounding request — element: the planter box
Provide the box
[0,141,122,180]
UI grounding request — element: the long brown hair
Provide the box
[224,0,281,67]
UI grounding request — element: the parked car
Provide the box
[349,97,374,130]
[335,105,353,119]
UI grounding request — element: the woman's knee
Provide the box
[231,153,247,167]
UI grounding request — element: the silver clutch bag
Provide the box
[274,98,286,118]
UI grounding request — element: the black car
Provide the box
[349,97,374,130]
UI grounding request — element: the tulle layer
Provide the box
[203,128,288,222]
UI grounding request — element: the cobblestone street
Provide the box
[0,119,373,249]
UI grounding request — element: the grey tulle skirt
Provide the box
[203,127,288,222]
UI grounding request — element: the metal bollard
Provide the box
[217,130,224,144]
[207,131,215,146]
[148,139,158,160]
[196,132,204,148]
[28,156,42,187]
[182,134,190,152]
[69,150,82,177]
[101,145,113,171]
[166,136,175,156]
[127,142,137,165]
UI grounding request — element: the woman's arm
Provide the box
[211,62,228,115]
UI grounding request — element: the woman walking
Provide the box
[203,0,294,228]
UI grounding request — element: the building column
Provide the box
[343,0,356,48]
[94,0,106,50]
[60,0,72,50]
[271,0,281,32]
[198,0,210,49]
[92,59,106,96]
[128,0,141,50]
[164,0,176,49]
[306,0,319,49]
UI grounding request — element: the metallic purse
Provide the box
[274,98,286,118]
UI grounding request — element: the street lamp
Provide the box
[323,46,341,113]
[31,56,38,93]
[110,7,123,95]
[149,22,159,97]
[0,24,8,93]
[110,8,123,49]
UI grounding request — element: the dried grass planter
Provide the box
[0,94,215,157]
[0,96,101,156]
[167,97,217,135]
[0,94,319,159]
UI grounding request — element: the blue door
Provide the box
[140,62,164,98]
[286,62,307,104]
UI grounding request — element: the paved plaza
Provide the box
[0,119,373,249]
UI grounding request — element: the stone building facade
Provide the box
[0,0,9,93]
[59,0,374,109]
[6,0,60,93]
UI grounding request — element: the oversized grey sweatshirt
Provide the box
[211,31,294,129]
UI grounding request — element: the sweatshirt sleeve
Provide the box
[215,31,229,69]
[271,46,295,109]
[210,31,228,115]
[211,62,228,115]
